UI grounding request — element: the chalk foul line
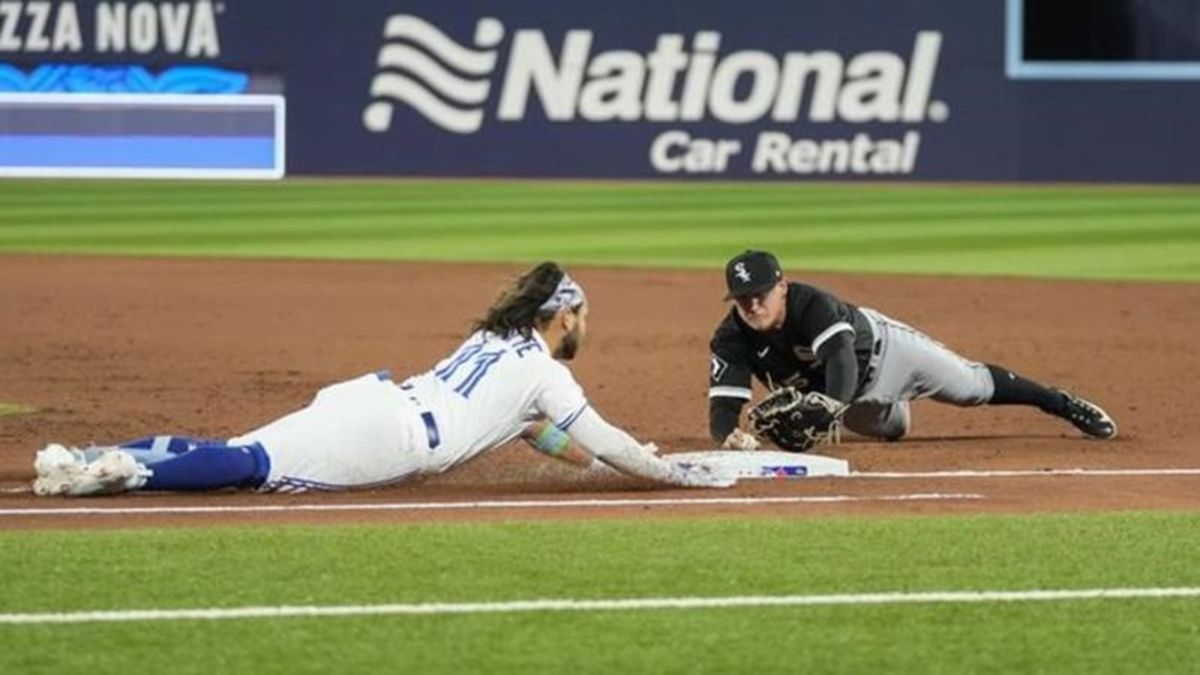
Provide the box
[853,468,1200,479]
[2,587,1197,625]
[0,493,981,517]
[3,467,1195,499]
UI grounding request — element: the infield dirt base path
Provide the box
[1,255,1197,528]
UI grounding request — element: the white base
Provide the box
[668,450,850,480]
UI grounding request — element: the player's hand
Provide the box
[641,442,661,456]
[721,428,760,451]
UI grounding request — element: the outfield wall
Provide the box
[2,0,1198,181]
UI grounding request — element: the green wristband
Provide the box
[533,424,571,457]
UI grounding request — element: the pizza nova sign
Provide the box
[0,1,222,57]
[363,15,948,176]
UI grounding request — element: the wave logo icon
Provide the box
[363,16,504,134]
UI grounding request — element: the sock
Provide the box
[143,443,270,491]
[82,435,217,465]
[986,365,1065,413]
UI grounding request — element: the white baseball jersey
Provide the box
[231,329,589,491]
[401,329,589,472]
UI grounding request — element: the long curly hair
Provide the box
[472,262,573,338]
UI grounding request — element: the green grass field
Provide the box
[3,513,1199,674]
[1,180,1199,280]
[0,403,35,417]
[3,179,1198,672]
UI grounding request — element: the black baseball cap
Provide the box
[723,250,783,300]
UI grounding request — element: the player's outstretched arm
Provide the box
[521,419,598,469]
[565,408,736,488]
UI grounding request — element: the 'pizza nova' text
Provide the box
[0,1,222,57]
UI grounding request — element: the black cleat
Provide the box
[1054,389,1117,440]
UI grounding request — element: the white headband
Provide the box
[539,272,586,313]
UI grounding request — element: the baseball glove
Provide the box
[748,388,846,453]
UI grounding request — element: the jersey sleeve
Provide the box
[534,359,591,431]
[709,316,754,401]
[798,289,857,355]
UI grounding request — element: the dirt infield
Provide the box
[1,255,1198,528]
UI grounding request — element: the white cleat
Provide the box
[33,443,86,479]
[33,446,151,497]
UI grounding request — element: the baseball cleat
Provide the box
[33,446,151,497]
[1054,390,1117,440]
[33,443,86,477]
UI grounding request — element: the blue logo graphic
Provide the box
[761,466,808,478]
[0,64,249,93]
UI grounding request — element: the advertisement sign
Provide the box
[2,1,1198,181]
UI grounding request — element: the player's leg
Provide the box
[139,442,270,491]
[856,309,995,408]
[842,401,910,441]
[79,435,216,465]
[233,373,430,492]
[143,374,420,491]
[34,373,432,497]
[859,308,1115,439]
[985,365,1116,439]
[33,439,270,496]
[141,374,427,493]
[33,375,389,497]
[984,366,1059,410]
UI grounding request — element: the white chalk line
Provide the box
[0,493,980,517]
[2,587,1197,625]
[3,467,1193,498]
[853,468,1200,479]
[2,468,1195,517]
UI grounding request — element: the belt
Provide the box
[399,382,442,450]
[859,330,885,393]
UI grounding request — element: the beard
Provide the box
[553,326,581,360]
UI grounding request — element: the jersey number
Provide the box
[435,344,505,399]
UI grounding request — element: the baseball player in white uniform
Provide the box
[33,262,735,496]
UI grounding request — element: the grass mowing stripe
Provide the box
[2,511,1199,612]
[3,512,1198,674]
[3,587,1199,625]
[12,232,1195,281]
[5,601,1195,674]
[2,180,1198,281]
[6,206,1196,245]
[0,402,35,416]
[14,238,1193,282]
[6,191,1200,224]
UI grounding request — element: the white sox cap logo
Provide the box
[734,262,751,283]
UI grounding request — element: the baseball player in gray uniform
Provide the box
[33,262,735,496]
[709,250,1117,452]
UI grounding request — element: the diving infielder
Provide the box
[709,250,1117,452]
[34,263,735,496]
